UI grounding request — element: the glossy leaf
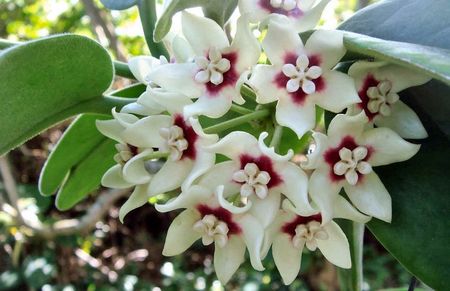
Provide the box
[0,34,113,155]
[100,0,138,10]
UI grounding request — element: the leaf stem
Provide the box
[204,109,270,134]
[138,0,169,59]
[269,124,283,148]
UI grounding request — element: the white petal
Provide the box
[263,19,304,66]
[181,12,229,55]
[238,0,269,23]
[101,164,134,189]
[230,16,261,73]
[182,139,217,190]
[249,192,281,228]
[112,108,140,127]
[183,90,233,119]
[309,169,342,224]
[313,70,361,113]
[213,236,246,284]
[162,209,202,256]
[145,88,192,116]
[363,127,420,166]
[272,233,302,285]
[198,161,241,196]
[304,29,345,70]
[276,97,316,138]
[277,162,316,216]
[301,132,329,170]
[205,131,260,160]
[96,119,125,144]
[128,56,160,84]
[238,214,265,271]
[172,35,195,63]
[333,195,371,223]
[258,132,294,162]
[122,149,153,184]
[317,222,351,268]
[347,60,387,90]
[249,65,286,104]
[119,184,148,223]
[375,101,428,139]
[216,185,253,214]
[148,159,193,196]
[292,0,331,33]
[327,112,368,143]
[155,185,212,213]
[147,63,204,97]
[344,172,392,222]
[122,115,172,148]
[374,64,432,93]
[121,102,160,116]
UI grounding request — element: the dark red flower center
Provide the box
[204,52,239,97]
[282,213,322,237]
[274,52,326,105]
[238,154,283,188]
[323,136,373,182]
[196,204,241,235]
[358,74,380,121]
[173,114,198,160]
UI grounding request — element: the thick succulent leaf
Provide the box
[342,2,450,289]
[202,0,238,27]
[343,32,450,86]
[39,84,144,206]
[100,0,138,10]
[0,34,113,155]
[55,138,117,210]
[339,0,450,50]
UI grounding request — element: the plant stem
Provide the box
[138,0,169,59]
[240,84,256,101]
[114,61,135,79]
[204,109,270,134]
[230,104,254,115]
[270,124,283,148]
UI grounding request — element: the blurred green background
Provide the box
[0,0,427,290]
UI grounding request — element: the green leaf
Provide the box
[55,138,116,210]
[39,84,144,208]
[202,0,238,27]
[100,0,138,10]
[343,32,450,86]
[339,0,450,50]
[0,34,114,156]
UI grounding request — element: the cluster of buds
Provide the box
[96,0,430,285]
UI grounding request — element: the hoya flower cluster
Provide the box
[96,1,430,285]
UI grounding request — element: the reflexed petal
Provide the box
[249,65,286,104]
[119,184,148,223]
[374,64,432,92]
[172,35,195,63]
[317,222,351,268]
[238,214,265,271]
[344,172,392,222]
[96,119,125,144]
[198,161,241,196]
[214,236,246,284]
[101,164,134,189]
[122,149,153,184]
[181,12,229,55]
[238,0,269,23]
[304,29,345,69]
[145,88,192,115]
[277,162,316,215]
[333,195,371,223]
[261,210,290,259]
[263,19,304,66]
[128,56,160,84]
[122,115,172,148]
[206,131,260,160]
[301,132,329,170]
[375,101,428,139]
[112,108,140,126]
[363,127,420,166]
[313,70,360,113]
[121,102,160,116]
[309,168,342,224]
[162,209,202,256]
[258,132,293,162]
[148,159,193,196]
[182,145,217,190]
[327,112,368,143]
[147,63,204,97]
[272,233,302,285]
[292,0,331,32]
[155,185,212,213]
[230,16,261,72]
[249,192,281,228]
[276,97,316,138]
[183,90,233,119]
